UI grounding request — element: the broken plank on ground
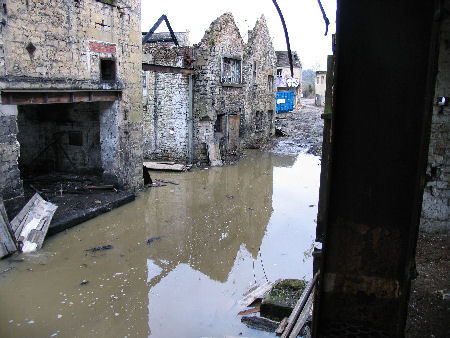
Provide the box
[239,280,278,307]
[241,315,280,332]
[9,193,57,253]
[143,161,190,172]
[0,196,17,258]
[237,306,261,316]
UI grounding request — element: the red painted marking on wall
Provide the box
[89,42,116,54]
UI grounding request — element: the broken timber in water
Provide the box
[0,196,17,258]
[239,280,278,307]
[9,193,57,253]
[143,161,191,172]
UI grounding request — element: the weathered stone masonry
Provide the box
[242,15,277,149]
[420,2,450,233]
[142,45,192,162]
[0,0,143,200]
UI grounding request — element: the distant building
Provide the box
[276,51,302,109]
[315,70,327,106]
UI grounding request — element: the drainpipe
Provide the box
[188,74,194,164]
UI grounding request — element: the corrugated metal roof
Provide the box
[276,51,302,68]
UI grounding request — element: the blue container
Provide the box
[276,91,295,113]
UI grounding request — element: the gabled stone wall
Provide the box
[192,13,245,163]
[242,15,277,148]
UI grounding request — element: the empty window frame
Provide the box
[100,59,116,81]
[253,61,257,83]
[277,69,282,77]
[321,76,324,84]
[221,57,241,84]
[268,75,274,92]
[317,77,320,84]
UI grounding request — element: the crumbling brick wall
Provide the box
[0,0,143,199]
[192,13,245,162]
[242,15,276,148]
[421,3,450,233]
[142,46,191,162]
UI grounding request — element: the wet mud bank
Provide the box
[272,98,324,156]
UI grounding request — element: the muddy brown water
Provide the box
[0,150,321,338]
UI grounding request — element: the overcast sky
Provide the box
[141,0,337,70]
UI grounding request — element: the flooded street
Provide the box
[0,150,321,338]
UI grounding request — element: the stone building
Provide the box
[315,70,327,106]
[242,15,277,149]
[141,13,277,165]
[0,0,143,201]
[192,13,245,164]
[276,51,302,108]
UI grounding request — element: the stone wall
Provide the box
[0,0,143,198]
[192,13,245,162]
[242,15,277,148]
[420,3,450,233]
[142,46,191,162]
[0,105,22,199]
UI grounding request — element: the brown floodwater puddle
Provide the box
[0,150,321,338]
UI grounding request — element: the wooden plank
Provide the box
[142,63,195,75]
[239,281,277,307]
[237,306,260,316]
[275,317,289,336]
[143,161,190,172]
[0,197,17,258]
[289,287,314,338]
[84,185,115,190]
[281,272,319,338]
[10,193,57,253]
[241,316,280,332]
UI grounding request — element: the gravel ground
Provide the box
[271,98,324,156]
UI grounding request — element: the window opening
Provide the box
[221,57,241,84]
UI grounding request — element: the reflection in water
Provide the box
[0,151,320,338]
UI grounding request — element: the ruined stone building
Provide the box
[241,16,277,149]
[142,13,276,165]
[0,0,143,202]
[276,51,302,108]
[314,70,327,106]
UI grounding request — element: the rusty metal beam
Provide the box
[1,90,121,105]
[142,63,194,75]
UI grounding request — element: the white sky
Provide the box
[141,0,337,70]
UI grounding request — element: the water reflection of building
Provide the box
[144,151,275,285]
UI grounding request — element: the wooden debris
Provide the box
[146,237,162,245]
[84,185,115,190]
[86,244,113,252]
[276,317,289,336]
[239,281,277,307]
[154,179,179,186]
[9,193,57,253]
[237,306,260,316]
[0,196,17,258]
[289,287,314,338]
[143,161,190,172]
[241,315,280,332]
[281,272,319,338]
